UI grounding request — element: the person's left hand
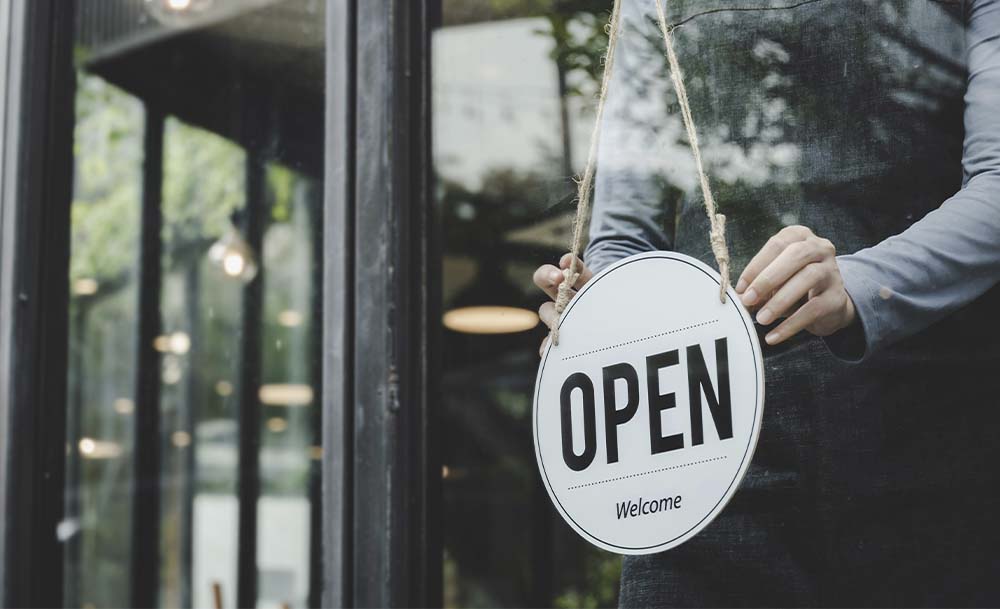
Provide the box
[735,225,856,345]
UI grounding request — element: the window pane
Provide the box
[65,1,326,607]
[434,3,622,607]
[436,1,995,607]
[64,74,145,609]
[256,162,322,608]
[159,118,246,609]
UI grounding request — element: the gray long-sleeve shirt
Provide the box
[584,0,1000,360]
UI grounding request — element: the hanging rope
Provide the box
[551,0,731,346]
[551,0,624,346]
[653,0,731,301]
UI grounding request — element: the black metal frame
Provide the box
[236,142,267,609]
[0,1,77,607]
[130,108,166,609]
[323,0,441,606]
[322,0,356,604]
[0,0,443,605]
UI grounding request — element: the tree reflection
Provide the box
[438,1,967,607]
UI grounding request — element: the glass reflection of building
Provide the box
[66,1,324,607]
[0,0,978,608]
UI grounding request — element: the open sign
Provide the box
[533,252,764,555]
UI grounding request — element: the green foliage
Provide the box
[70,75,249,289]
[442,0,553,25]
[69,73,144,286]
[267,163,296,222]
[162,117,246,267]
[553,550,622,608]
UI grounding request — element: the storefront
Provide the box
[0,0,621,607]
[2,0,995,607]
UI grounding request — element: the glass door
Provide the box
[433,2,623,606]
[63,1,325,607]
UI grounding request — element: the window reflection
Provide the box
[438,1,971,606]
[435,2,622,607]
[65,1,325,608]
[159,119,246,609]
[64,77,145,609]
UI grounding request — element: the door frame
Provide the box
[0,0,442,606]
[322,0,442,606]
[0,1,76,607]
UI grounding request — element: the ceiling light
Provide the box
[441,257,540,336]
[153,335,171,352]
[267,417,288,433]
[259,383,314,407]
[145,0,215,25]
[171,431,192,448]
[73,278,99,296]
[443,306,538,334]
[215,380,233,397]
[78,437,123,459]
[168,332,191,355]
[277,309,303,327]
[153,332,190,355]
[114,398,135,415]
[208,219,258,283]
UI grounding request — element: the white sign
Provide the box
[533,251,764,555]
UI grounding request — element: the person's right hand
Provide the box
[533,253,594,356]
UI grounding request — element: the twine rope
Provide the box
[551,0,731,346]
[551,0,624,345]
[653,0,731,301]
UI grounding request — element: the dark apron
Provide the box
[621,1,1000,606]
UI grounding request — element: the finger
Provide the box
[559,253,594,289]
[755,262,832,325]
[533,264,564,301]
[538,301,557,329]
[736,226,812,296]
[742,239,824,307]
[764,293,838,345]
[538,334,550,357]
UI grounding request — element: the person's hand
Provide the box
[735,225,856,345]
[533,253,594,356]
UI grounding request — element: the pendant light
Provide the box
[443,259,538,335]
[207,209,258,283]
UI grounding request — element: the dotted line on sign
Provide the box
[561,319,719,361]
[566,455,728,491]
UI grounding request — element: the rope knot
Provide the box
[551,266,580,346]
[709,213,731,302]
[709,213,729,264]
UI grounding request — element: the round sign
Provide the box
[533,251,764,554]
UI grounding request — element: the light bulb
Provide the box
[223,252,246,277]
[73,278,99,296]
[208,225,258,283]
[78,437,123,459]
[145,0,215,25]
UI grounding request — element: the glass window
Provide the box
[569,3,986,606]
[434,2,622,607]
[435,1,996,607]
[64,74,144,609]
[64,1,325,607]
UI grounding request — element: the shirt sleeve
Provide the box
[829,0,1000,360]
[584,0,675,274]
